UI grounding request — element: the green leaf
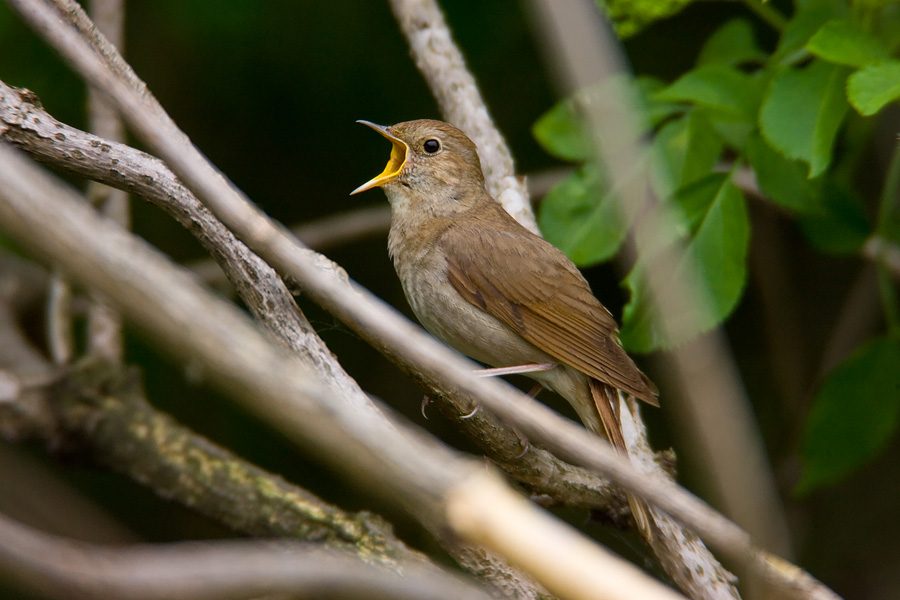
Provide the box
[807,20,891,67]
[538,167,626,266]
[797,185,871,254]
[655,65,763,122]
[654,110,723,190]
[533,75,667,161]
[746,130,824,214]
[532,98,589,162]
[759,60,849,178]
[847,60,900,116]
[697,18,766,67]
[797,336,900,493]
[635,76,685,126]
[772,0,849,65]
[621,173,749,352]
[598,0,696,39]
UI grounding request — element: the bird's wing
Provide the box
[441,210,658,405]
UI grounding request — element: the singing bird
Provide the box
[352,119,658,536]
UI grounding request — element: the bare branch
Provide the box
[45,273,73,364]
[0,510,490,600]
[0,264,446,578]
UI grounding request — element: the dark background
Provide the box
[0,1,895,598]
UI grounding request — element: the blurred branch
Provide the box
[528,0,792,559]
[45,274,73,364]
[293,205,393,250]
[0,359,422,568]
[0,510,490,600]
[0,441,135,543]
[521,2,844,600]
[3,1,839,599]
[735,165,900,279]
[526,3,741,598]
[0,257,424,568]
[85,0,127,362]
[388,0,537,233]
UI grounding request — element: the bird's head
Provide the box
[351,119,485,201]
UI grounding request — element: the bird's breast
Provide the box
[389,225,550,369]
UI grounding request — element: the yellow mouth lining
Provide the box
[350,122,409,195]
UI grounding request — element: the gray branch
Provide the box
[0,510,491,600]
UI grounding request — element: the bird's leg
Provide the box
[421,395,431,420]
[525,382,544,398]
[474,362,556,377]
[465,365,551,442]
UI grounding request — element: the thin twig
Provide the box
[45,273,73,364]
[0,510,491,600]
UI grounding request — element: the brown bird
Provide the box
[352,119,658,537]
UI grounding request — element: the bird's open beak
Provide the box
[351,120,409,195]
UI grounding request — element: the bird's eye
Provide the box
[423,138,441,154]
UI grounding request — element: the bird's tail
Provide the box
[588,378,654,540]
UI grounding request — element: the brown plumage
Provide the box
[353,119,658,537]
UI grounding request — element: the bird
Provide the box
[351,118,658,538]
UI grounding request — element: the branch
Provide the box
[0,510,490,600]
[0,269,427,569]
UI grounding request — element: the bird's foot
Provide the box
[459,404,479,419]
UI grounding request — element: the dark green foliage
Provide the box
[798,336,900,493]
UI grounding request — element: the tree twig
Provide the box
[0,510,491,600]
